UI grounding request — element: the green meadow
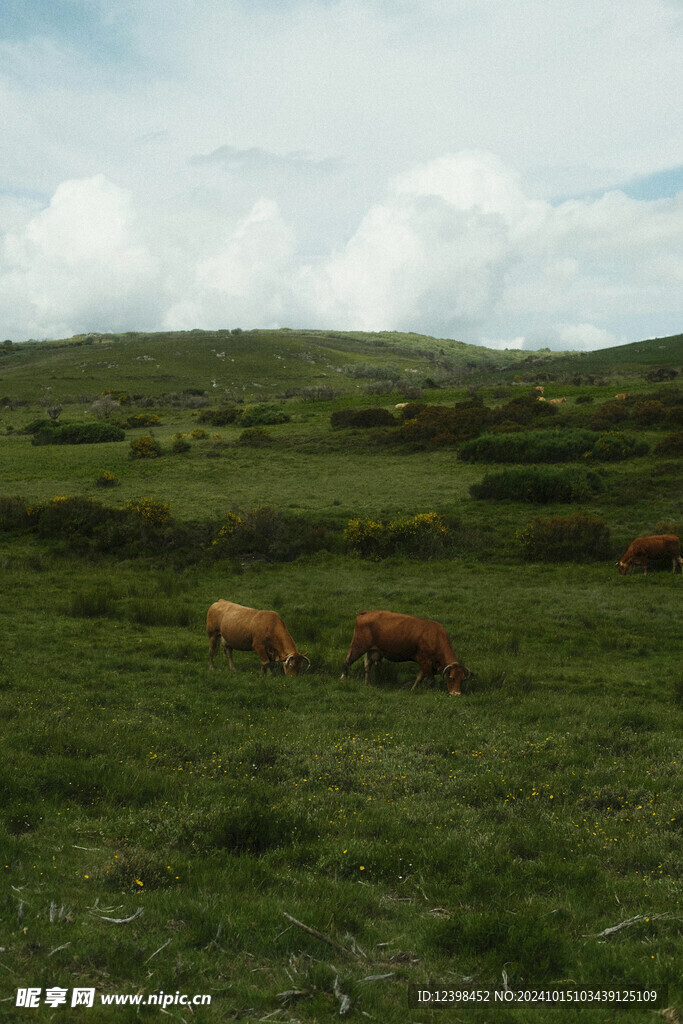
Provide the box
[0,329,681,1023]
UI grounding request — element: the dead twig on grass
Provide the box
[283,913,364,959]
[89,907,144,925]
[585,913,668,939]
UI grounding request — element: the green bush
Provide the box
[330,407,396,429]
[95,471,119,488]
[237,427,273,447]
[517,513,611,561]
[344,512,449,559]
[129,434,163,459]
[32,422,125,445]
[198,406,240,426]
[211,506,327,562]
[470,466,604,503]
[654,432,683,456]
[0,496,30,530]
[127,412,161,427]
[459,428,648,463]
[172,433,191,454]
[240,403,290,427]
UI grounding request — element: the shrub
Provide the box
[32,422,125,445]
[127,412,161,427]
[237,427,273,447]
[211,506,325,562]
[198,407,240,426]
[129,434,162,459]
[125,498,171,526]
[516,513,611,561]
[240,403,290,427]
[345,512,449,559]
[172,433,191,454]
[35,496,116,540]
[95,471,119,488]
[330,407,397,429]
[470,467,604,503]
[459,428,647,463]
[0,496,29,530]
[22,418,54,435]
[654,432,683,456]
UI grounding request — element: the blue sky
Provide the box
[0,0,681,348]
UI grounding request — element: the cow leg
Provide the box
[252,640,273,675]
[222,641,237,671]
[411,657,434,692]
[208,632,221,669]
[363,651,381,686]
[340,638,367,680]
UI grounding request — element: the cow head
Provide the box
[617,560,629,576]
[442,662,470,696]
[283,653,310,677]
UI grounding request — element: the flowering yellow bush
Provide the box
[345,512,448,559]
[129,434,162,459]
[125,498,171,526]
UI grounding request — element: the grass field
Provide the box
[0,329,681,1022]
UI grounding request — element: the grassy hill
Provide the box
[0,327,681,1022]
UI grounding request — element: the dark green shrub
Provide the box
[654,432,683,456]
[398,403,492,445]
[32,422,125,445]
[331,407,396,429]
[35,496,116,540]
[240,403,290,427]
[0,496,29,530]
[470,466,604,503]
[198,406,240,426]
[127,412,161,427]
[211,506,326,562]
[22,417,54,435]
[237,427,273,447]
[517,513,611,561]
[459,428,647,463]
[172,433,191,454]
[95,471,119,487]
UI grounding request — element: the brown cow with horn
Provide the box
[207,600,310,674]
[616,534,683,576]
[340,610,470,694]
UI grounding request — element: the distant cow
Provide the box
[537,396,547,402]
[340,610,470,695]
[548,397,566,405]
[207,600,310,674]
[614,393,630,400]
[617,535,683,576]
[395,402,408,409]
[534,385,544,393]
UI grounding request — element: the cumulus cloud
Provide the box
[0,152,681,347]
[297,151,683,347]
[0,175,160,338]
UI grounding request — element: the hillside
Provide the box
[0,327,563,404]
[1,328,680,404]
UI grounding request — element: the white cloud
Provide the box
[1,0,682,346]
[0,175,160,338]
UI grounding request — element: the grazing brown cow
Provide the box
[617,535,683,576]
[537,396,547,402]
[534,385,545,393]
[340,610,470,695]
[614,393,630,400]
[207,600,309,674]
[548,397,566,405]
